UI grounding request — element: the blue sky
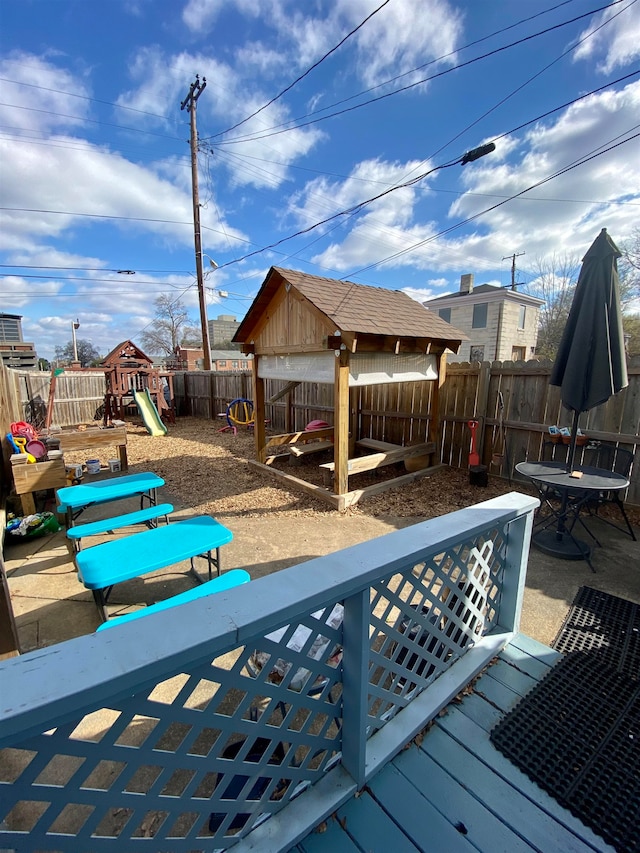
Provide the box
[1,0,639,361]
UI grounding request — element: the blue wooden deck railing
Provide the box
[0,492,538,852]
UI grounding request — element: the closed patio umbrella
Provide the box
[550,228,628,472]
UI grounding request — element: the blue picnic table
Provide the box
[75,514,234,621]
[57,471,164,526]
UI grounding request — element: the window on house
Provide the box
[472,303,487,328]
[219,360,227,367]
[439,307,451,323]
[470,345,485,362]
[232,360,239,368]
[518,305,526,329]
[512,346,526,361]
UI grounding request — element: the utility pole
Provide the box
[181,75,211,370]
[503,251,525,290]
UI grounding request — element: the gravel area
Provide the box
[60,417,538,520]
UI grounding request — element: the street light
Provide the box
[71,319,80,363]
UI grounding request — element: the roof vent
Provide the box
[460,273,474,294]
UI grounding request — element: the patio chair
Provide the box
[584,443,636,540]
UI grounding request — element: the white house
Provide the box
[424,274,543,363]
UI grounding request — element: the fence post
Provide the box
[340,589,369,788]
[475,360,492,463]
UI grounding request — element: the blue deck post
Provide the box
[341,589,370,788]
[494,493,538,633]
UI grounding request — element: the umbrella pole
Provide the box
[567,410,580,472]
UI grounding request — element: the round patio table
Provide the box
[516,460,629,571]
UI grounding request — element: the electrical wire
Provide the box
[208,0,626,145]
[0,101,185,142]
[215,0,392,139]
[205,0,583,142]
[347,129,640,277]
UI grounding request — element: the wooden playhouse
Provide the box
[233,267,467,510]
[102,340,175,424]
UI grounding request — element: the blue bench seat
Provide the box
[57,472,164,525]
[96,569,250,630]
[66,503,174,551]
[75,515,234,621]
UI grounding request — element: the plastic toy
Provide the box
[226,398,254,429]
[13,435,36,463]
[10,421,37,440]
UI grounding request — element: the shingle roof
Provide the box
[235,267,467,344]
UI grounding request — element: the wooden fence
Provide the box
[176,359,640,506]
[3,358,639,505]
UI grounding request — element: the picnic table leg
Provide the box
[139,488,158,511]
[189,548,221,584]
[92,588,111,623]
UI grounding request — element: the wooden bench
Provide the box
[56,471,164,526]
[75,515,234,622]
[320,441,436,485]
[66,503,174,551]
[288,439,334,465]
[95,569,250,630]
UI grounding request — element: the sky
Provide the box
[1,0,639,362]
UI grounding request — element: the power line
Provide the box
[347,130,640,277]
[212,144,496,269]
[208,0,626,145]
[0,75,174,123]
[205,0,582,143]
[0,101,185,142]
[214,0,392,138]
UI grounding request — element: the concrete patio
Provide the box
[3,484,639,654]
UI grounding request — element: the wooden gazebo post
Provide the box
[428,350,447,466]
[334,348,350,496]
[252,354,267,463]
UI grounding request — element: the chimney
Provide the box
[460,273,474,294]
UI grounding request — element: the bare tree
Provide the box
[522,253,580,360]
[619,228,640,357]
[54,339,101,367]
[141,295,191,355]
[619,227,640,307]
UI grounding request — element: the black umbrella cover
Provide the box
[550,228,628,414]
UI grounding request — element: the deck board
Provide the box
[368,763,475,852]
[297,633,614,853]
[393,746,537,853]
[336,790,422,852]
[428,713,604,853]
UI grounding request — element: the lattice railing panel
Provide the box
[1,496,536,853]
[366,524,506,732]
[0,606,345,850]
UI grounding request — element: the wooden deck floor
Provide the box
[296,634,614,853]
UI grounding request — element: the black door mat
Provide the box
[491,650,640,853]
[552,586,640,680]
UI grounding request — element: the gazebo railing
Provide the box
[0,493,537,852]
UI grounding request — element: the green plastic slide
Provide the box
[132,388,168,436]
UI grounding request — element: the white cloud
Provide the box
[115,45,324,189]
[342,0,463,88]
[401,286,436,302]
[0,53,92,134]
[450,81,640,258]
[573,2,640,74]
